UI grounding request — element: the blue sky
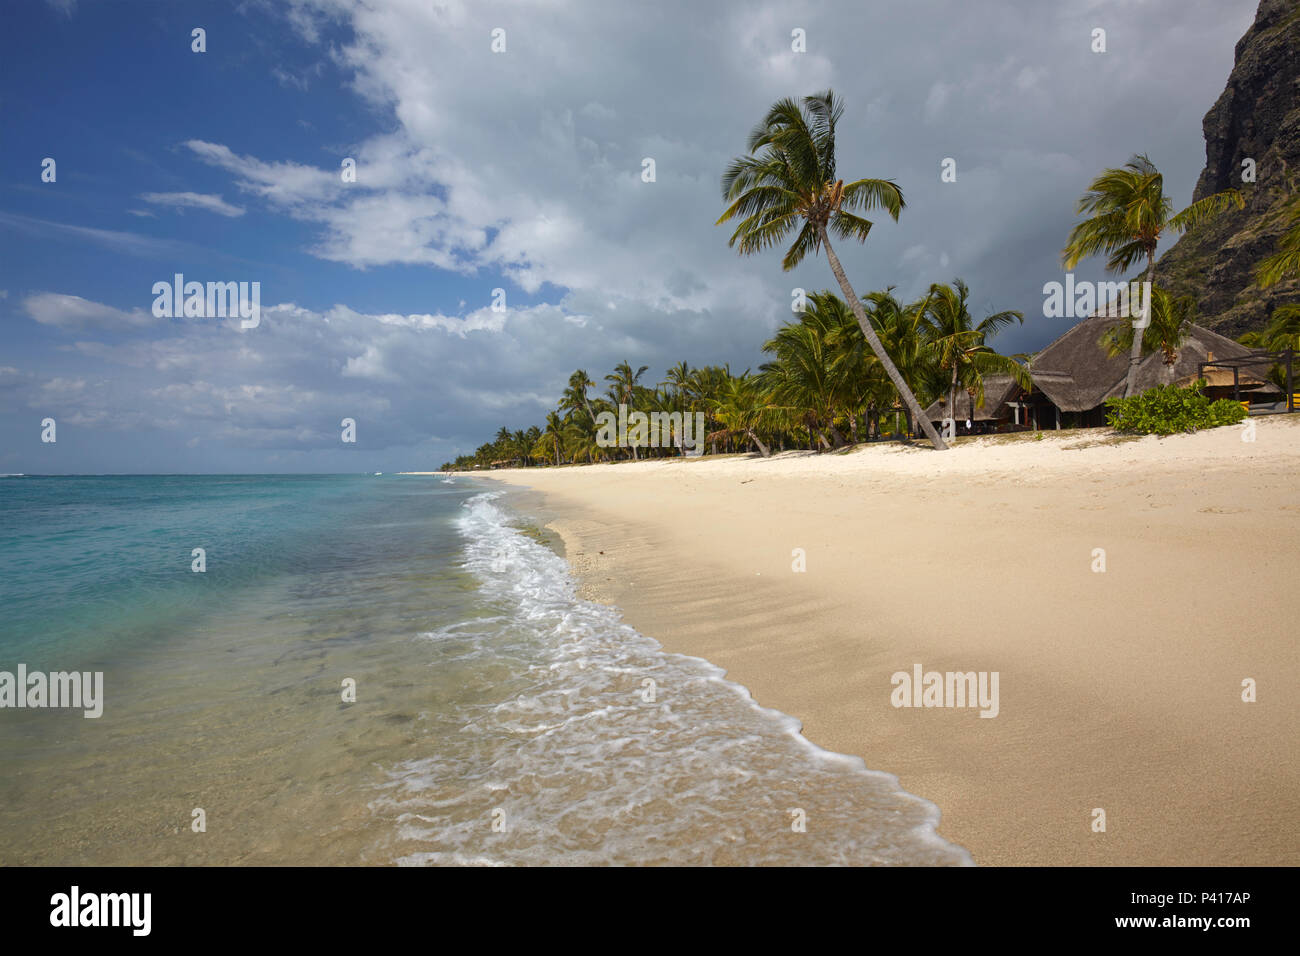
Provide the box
[0,0,1260,472]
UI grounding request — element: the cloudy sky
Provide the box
[0,0,1260,472]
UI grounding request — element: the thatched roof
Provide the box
[1028,313,1278,412]
[923,375,1021,422]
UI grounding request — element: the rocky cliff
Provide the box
[1157,0,1300,338]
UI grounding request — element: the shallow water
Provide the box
[0,475,969,866]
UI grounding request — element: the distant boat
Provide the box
[373,472,383,476]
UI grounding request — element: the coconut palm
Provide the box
[860,289,940,438]
[710,373,773,457]
[605,360,649,460]
[761,296,856,449]
[717,89,948,450]
[805,291,881,441]
[1239,304,1300,393]
[535,411,567,466]
[922,279,1029,436]
[1062,154,1244,397]
[1255,199,1300,288]
[1240,304,1300,352]
[511,428,531,466]
[1098,287,1197,382]
[661,361,694,398]
[561,369,598,425]
[689,364,733,453]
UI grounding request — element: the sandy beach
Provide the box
[474,419,1300,866]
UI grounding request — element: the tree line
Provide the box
[441,90,1298,471]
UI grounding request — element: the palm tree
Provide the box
[717,89,949,450]
[861,289,939,438]
[1062,154,1244,397]
[536,411,566,466]
[1098,287,1197,382]
[1240,304,1300,352]
[605,360,649,460]
[806,291,880,441]
[689,364,733,454]
[661,361,694,398]
[1255,198,1300,288]
[562,369,598,424]
[922,279,1028,436]
[710,373,773,457]
[1239,304,1300,393]
[511,428,531,467]
[761,296,855,449]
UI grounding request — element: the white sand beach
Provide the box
[478,418,1300,865]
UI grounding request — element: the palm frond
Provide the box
[1167,189,1245,233]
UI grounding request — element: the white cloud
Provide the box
[23,293,156,331]
[138,192,246,218]
[271,63,324,90]
[0,211,191,258]
[10,292,624,454]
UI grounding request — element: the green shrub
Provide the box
[1104,380,1247,435]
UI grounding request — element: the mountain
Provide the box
[1156,0,1300,339]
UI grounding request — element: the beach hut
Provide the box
[1024,312,1282,427]
[923,375,1026,433]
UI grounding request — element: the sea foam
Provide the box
[374,492,972,866]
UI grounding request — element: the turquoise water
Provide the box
[0,475,474,667]
[0,475,970,865]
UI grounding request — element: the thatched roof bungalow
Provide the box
[923,375,1025,432]
[1027,312,1279,426]
[926,311,1282,431]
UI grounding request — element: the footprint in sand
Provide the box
[1198,506,1246,515]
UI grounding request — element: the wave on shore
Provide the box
[374,492,971,866]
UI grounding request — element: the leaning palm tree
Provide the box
[1062,154,1244,397]
[717,89,948,450]
[1098,287,1197,383]
[922,279,1028,436]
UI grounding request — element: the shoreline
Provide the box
[479,420,1300,865]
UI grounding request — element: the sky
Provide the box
[0,0,1261,473]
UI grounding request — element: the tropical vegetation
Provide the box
[439,98,1294,471]
[1104,381,1248,435]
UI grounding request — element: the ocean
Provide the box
[0,474,970,865]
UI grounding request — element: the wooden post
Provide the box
[1288,349,1295,414]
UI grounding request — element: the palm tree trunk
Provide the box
[1123,255,1157,398]
[746,428,771,458]
[819,228,948,450]
[949,365,959,441]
